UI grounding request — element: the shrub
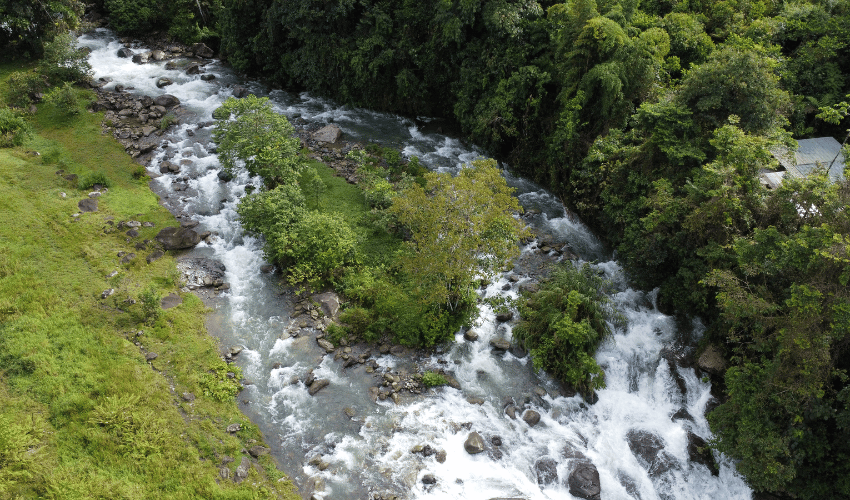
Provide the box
[77,171,112,190]
[0,108,32,147]
[271,211,357,287]
[138,286,161,324]
[513,263,621,397]
[44,83,80,115]
[159,112,177,131]
[421,371,448,387]
[4,71,47,109]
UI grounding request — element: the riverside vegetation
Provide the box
[4,0,850,497]
[0,59,299,499]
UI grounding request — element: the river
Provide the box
[78,28,752,500]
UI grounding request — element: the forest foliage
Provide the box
[207,1,850,496]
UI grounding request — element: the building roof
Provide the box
[773,137,846,183]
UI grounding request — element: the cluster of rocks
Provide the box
[116,39,215,63]
[89,86,181,160]
[175,256,229,291]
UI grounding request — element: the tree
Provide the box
[389,158,527,312]
[514,262,619,397]
[212,95,304,187]
[0,0,83,59]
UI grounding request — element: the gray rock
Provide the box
[697,345,726,376]
[131,51,150,64]
[101,288,114,299]
[535,457,559,485]
[160,293,182,309]
[145,352,158,361]
[248,445,269,458]
[687,432,719,476]
[568,461,601,500]
[308,379,330,396]
[435,449,446,463]
[191,42,214,58]
[312,124,342,144]
[522,409,541,427]
[495,311,514,322]
[201,74,216,81]
[234,456,250,482]
[317,338,335,353]
[182,392,195,402]
[155,226,201,250]
[226,423,241,433]
[626,429,665,468]
[186,63,203,75]
[232,86,249,98]
[117,47,133,58]
[218,170,233,182]
[312,292,340,319]
[164,61,177,70]
[153,94,180,107]
[422,474,437,485]
[489,339,511,352]
[464,432,485,454]
[78,198,98,212]
[463,329,479,341]
[150,50,166,61]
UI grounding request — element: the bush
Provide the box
[0,108,32,147]
[421,371,448,387]
[77,171,112,190]
[4,71,47,109]
[270,211,357,287]
[44,83,80,115]
[159,112,177,131]
[138,286,161,324]
[513,263,620,397]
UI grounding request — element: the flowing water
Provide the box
[79,29,753,500]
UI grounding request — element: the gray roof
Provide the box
[773,137,846,183]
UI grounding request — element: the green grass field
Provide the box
[0,67,298,500]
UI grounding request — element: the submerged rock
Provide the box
[535,457,559,485]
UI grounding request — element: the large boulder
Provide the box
[697,345,726,376]
[568,461,601,500]
[155,226,201,250]
[153,94,180,108]
[687,432,719,476]
[522,409,541,427]
[117,47,133,58]
[131,51,151,64]
[464,432,485,455]
[626,429,679,477]
[312,124,342,144]
[191,42,214,58]
[232,86,249,98]
[308,379,330,396]
[312,292,340,320]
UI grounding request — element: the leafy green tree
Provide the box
[0,0,83,59]
[389,158,527,312]
[514,262,619,397]
[38,32,92,84]
[213,95,304,187]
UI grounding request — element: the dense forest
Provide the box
[3,0,850,498]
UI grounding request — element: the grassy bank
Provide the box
[0,70,298,499]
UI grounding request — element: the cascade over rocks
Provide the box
[534,457,559,485]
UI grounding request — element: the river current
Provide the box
[79,29,752,500]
